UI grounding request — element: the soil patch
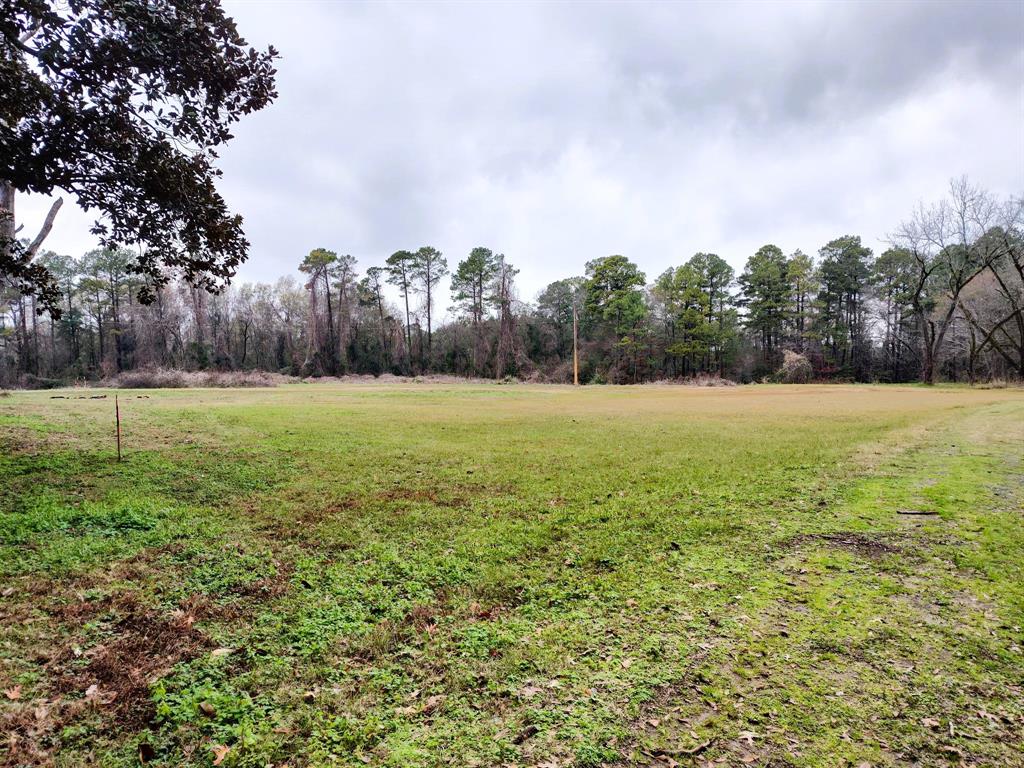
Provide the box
[787,532,902,559]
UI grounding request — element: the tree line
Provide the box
[1,179,1021,387]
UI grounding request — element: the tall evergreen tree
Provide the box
[739,244,789,368]
[452,247,499,375]
[814,235,873,378]
[358,266,391,372]
[688,252,736,372]
[299,248,339,375]
[411,246,448,367]
[785,250,816,351]
[872,247,917,381]
[385,250,416,373]
[584,255,647,382]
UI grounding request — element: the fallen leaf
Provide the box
[85,684,100,700]
[211,647,233,658]
[679,737,714,755]
[422,694,445,714]
[198,701,216,717]
[168,608,197,630]
[921,717,941,729]
[520,685,543,698]
[212,744,230,765]
[4,686,20,700]
[621,658,633,669]
[738,730,760,746]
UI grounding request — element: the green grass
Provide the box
[1,383,1022,767]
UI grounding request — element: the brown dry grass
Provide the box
[100,367,296,388]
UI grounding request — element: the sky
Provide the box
[18,0,1024,309]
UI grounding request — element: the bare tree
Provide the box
[955,202,1024,379]
[890,178,1019,384]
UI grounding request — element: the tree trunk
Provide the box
[31,296,40,375]
[402,283,412,373]
[0,181,15,261]
[375,292,388,371]
[425,277,433,369]
[323,270,336,374]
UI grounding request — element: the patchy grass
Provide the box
[0,383,1022,767]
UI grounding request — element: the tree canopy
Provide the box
[0,0,278,313]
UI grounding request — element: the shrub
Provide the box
[977,378,1022,389]
[102,367,294,389]
[17,374,63,390]
[648,374,737,387]
[778,350,813,384]
[108,368,188,388]
[684,373,737,387]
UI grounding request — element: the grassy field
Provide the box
[1,382,1022,768]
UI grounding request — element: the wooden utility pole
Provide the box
[572,303,579,386]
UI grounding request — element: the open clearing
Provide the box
[1,383,1023,767]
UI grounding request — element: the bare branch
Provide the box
[19,21,42,45]
[25,197,63,257]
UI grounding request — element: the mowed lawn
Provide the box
[1,384,1022,768]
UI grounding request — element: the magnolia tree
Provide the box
[1,0,278,314]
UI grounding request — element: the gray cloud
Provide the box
[592,1,1022,124]
[20,0,1024,304]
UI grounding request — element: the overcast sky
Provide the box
[19,0,1024,308]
